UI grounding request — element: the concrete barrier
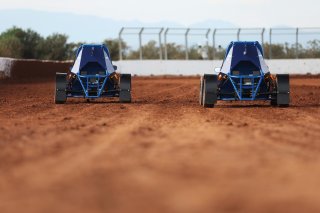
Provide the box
[0,57,15,79]
[115,59,320,76]
[1,57,319,81]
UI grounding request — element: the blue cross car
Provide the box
[54,44,131,104]
[200,41,290,108]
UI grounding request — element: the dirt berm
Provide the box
[0,58,71,81]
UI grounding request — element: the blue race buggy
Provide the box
[200,41,290,108]
[55,44,131,104]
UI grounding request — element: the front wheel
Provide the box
[202,74,218,108]
[54,73,67,104]
[274,74,290,107]
[119,74,132,103]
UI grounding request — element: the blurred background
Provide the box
[0,0,320,61]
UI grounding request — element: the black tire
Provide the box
[276,74,290,107]
[119,74,131,103]
[55,73,67,104]
[202,74,218,108]
[271,99,277,106]
[199,76,204,106]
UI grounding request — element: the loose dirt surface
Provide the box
[0,76,320,213]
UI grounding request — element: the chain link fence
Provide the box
[119,27,320,60]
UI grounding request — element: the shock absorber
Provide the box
[108,72,120,91]
[218,73,228,81]
[264,73,277,92]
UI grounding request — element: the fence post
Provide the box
[159,28,164,60]
[269,28,272,59]
[237,28,241,41]
[205,29,211,60]
[261,28,265,47]
[119,27,124,61]
[164,28,169,60]
[185,28,190,60]
[296,28,299,59]
[212,29,217,60]
[139,28,144,60]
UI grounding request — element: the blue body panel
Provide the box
[218,41,271,101]
[76,44,112,74]
[67,44,119,99]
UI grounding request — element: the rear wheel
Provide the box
[275,74,290,107]
[119,74,132,103]
[202,74,218,108]
[55,73,67,104]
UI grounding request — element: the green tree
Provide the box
[264,43,286,59]
[0,35,23,58]
[304,40,320,58]
[0,27,43,59]
[38,33,69,60]
[103,38,127,61]
[188,45,202,60]
[127,41,160,60]
[165,43,185,60]
[207,45,226,60]
[23,29,43,59]
[0,27,25,58]
[65,42,85,60]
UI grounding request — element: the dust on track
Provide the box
[0,77,320,213]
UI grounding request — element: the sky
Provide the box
[0,0,319,27]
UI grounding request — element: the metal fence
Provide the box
[119,27,320,60]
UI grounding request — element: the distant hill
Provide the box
[0,9,236,43]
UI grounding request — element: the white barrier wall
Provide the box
[0,57,319,79]
[0,57,14,78]
[115,59,320,76]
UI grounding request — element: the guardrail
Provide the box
[119,27,320,60]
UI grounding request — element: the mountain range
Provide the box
[0,9,237,42]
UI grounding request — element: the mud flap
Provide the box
[276,74,290,107]
[119,74,131,103]
[55,73,67,104]
[202,74,218,108]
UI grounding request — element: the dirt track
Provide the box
[0,76,320,213]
